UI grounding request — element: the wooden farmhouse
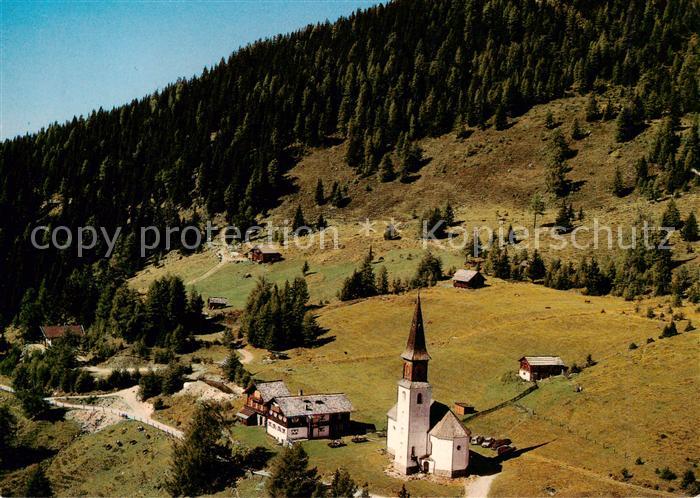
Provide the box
[452,269,485,289]
[207,297,229,310]
[518,356,567,381]
[40,325,85,347]
[248,245,282,264]
[237,380,352,444]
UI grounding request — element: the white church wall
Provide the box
[429,436,455,476]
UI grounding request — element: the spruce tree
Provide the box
[329,468,358,498]
[379,154,395,182]
[661,200,682,229]
[585,94,600,122]
[166,403,235,496]
[266,445,320,498]
[315,179,325,205]
[681,212,699,241]
[529,193,546,229]
[612,166,625,197]
[292,205,307,231]
[615,106,635,142]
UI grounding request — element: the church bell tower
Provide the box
[393,295,432,474]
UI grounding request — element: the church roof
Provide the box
[429,410,471,439]
[401,295,431,361]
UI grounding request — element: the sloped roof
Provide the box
[40,325,84,339]
[251,244,281,254]
[387,403,397,420]
[520,356,565,366]
[207,297,229,305]
[273,394,353,417]
[429,410,471,439]
[251,381,291,403]
[452,269,483,282]
[401,295,431,361]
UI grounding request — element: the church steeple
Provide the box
[401,295,430,382]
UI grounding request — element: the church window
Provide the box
[417,393,423,404]
[402,391,406,401]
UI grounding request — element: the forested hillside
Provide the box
[1,0,698,328]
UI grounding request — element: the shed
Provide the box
[453,402,476,416]
[248,245,282,264]
[452,269,486,289]
[518,356,567,381]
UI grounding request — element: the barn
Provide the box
[39,325,85,347]
[452,269,486,289]
[518,356,567,381]
[248,245,282,264]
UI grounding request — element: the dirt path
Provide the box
[465,474,496,498]
[523,453,675,496]
[238,348,254,364]
[187,259,227,285]
[2,384,182,439]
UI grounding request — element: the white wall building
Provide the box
[386,296,470,477]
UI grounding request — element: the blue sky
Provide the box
[1,0,383,139]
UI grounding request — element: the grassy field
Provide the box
[231,282,699,495]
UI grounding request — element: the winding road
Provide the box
[0,384,183,439]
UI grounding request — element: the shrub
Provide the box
[635,457,644,465]
[657,467,677,480]
[621,468,632,480]
[659,321,679,339]
[628,343,638,350]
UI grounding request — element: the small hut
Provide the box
[452,269,486,289]
[39,325,85,347]
[248,245,282,264]
[207,297,229,310]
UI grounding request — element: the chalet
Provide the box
[40,325,85,347]
[207,297,229,310]
[267,393,352,443]
[518,356,567,382]
[238,380,291,426]
[237,380,353,443]
[248,245,282,264]
[452,269,485,289]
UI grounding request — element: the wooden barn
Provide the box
[207,297,229,310]
[518,356,567,381]
[39,325,85,347]
[248,245,282,264]
[452,269,486,289]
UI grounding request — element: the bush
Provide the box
[657,467,677,480]
[628,342,638,350]
[659,321,679,339]
[635,457,644,465]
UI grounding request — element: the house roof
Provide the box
[452,269,483,282]
[207,297,229,305]
[250,381,291,403]
[429,410,471,439]
[273,394,353,417]
[40,325,85,339]
[520,356,566,367]
[251,244,281,255]
[401,295,431,362]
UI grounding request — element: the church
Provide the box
[386,296,470,477]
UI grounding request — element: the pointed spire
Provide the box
[401,294,431,361]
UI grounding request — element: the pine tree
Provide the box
[681,212,699,241]
[266,445,320,498]
[302,261,310,275]
[529,193,546,229]
[24,465,53,497]
[570,118,584,140]
[166,403,235,496]
[0,404,17,451]
[615,106,635,142]
[292,205,307,231]
[528,250,546,281]
[635,157,649,186]
[494,104,508,130]
[379,153,395,182]
[585,94,600,122]
[329,468,358,498]
[316,213,328,230]
[661,199,682,229]
[315,179,325,205]
[612,166,625,197]
[376,266,389,295]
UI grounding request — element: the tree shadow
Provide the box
[570,179,587,193]
[468,451,502,476]
[456,129,474,140]
[0,446,58,471]
[400,174,421,184]
[498,440,552,462]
